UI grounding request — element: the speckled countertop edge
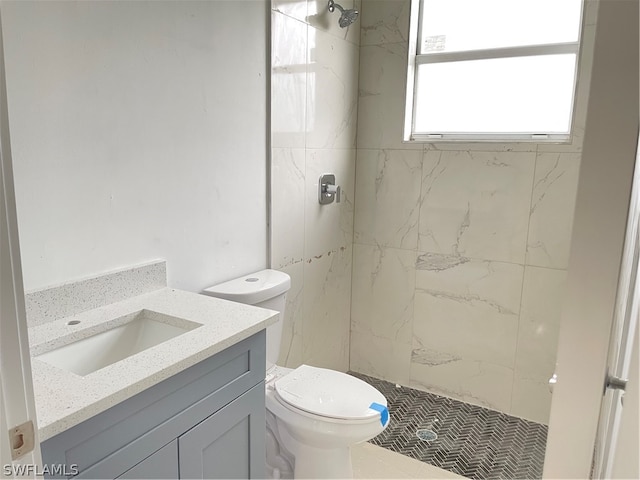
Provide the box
[30,287,278,441]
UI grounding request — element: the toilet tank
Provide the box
[202,269,291,371]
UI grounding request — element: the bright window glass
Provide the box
[420,0,582,54]
[414,54,577,133]
[407,0,584,141]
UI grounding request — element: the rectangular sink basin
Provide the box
[36,310,202,376]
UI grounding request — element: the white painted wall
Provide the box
[1,0,269,292]
[611,320,639,479]
[0,12,42,469]
[543,0,639,477]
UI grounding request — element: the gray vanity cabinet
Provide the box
[40,331,266,479]
[179,383,266,479]
[117,440,179,479]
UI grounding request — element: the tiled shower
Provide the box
[270,0,361,373]
[270,0,599,473]
[350,0,597,426]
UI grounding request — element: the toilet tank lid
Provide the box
[202,269,291,305]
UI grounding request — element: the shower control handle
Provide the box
[318,173,341,205]
[325,184,341,203]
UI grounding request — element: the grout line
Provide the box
[509,152,542,413]
[408,149,434,384]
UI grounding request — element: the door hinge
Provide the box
[9,420,35,460]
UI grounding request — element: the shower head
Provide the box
[328,0,359,28]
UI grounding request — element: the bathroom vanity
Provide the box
[41,332,266,479]
[28,281,277,479]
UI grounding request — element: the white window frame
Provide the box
[403,0,584,143]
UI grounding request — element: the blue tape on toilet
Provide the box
[369,402,389,426]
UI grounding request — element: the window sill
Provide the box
[408,133,572,143]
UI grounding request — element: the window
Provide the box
[404,0,584,142]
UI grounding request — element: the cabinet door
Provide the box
[117,440,178,479]
[178,382,265,479]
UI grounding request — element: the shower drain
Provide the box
[416,429,438,441]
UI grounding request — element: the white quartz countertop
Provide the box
[29,287,278,441]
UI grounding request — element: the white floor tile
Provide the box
[352,442,468,479]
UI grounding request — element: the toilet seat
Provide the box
[274,365,387,421]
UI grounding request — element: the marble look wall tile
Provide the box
[526,153,581,269]
[354,149,422,249]
[410,359,514,413]
[302,244,352,371]
[308,0,361,46]
[304,148,355,259]
[271,148,306,269]
[306,28,359,149]
[515,266,566,378]
[360,0,411,46]
[272,12,308,148]
[510,266,566,423]
[510,374,553,425]
[351,244,415,343]
[342,0,595,420]
[350,330,412,385]
[272,0,308,24]
[414,255,523,368]
[277,261,305,368]
[357,43,422,150]
[419,150,535,264]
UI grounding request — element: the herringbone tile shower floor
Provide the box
[349,372,548,480]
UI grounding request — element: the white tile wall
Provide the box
[354,149,423,250]
[307,0,362,46]
[527,153,582,269]
[306,29,360,149]
[277,261,305,367]
[272,0,308,23]
[303,245,353,371]
[350,0,598,424]
[359,0,411,46]
[357,42,422,150]
[351,244,415,343]
[272,0,597,423]
[304,149,356,258]
[419,150,535,264]
[271,148,306,267]
[512,267,567,423]
[350,330,413,385]
[271,1,358,372]
[410,358,515,414]
[272,13,308,149]
[413,257,523,369]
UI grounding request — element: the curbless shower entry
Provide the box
[350,372,548,480]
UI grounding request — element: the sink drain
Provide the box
[416,429,438,441]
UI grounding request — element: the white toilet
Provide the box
[203,269,389,479]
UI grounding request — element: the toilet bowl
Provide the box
[203,270,389,479]
[265,364,388,478]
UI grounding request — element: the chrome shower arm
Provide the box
[328,0,345,13]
